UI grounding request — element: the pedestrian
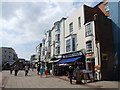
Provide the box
[45,66,48,77]
[68,66,74,84]
[37,65,40,75]
[24,65,29,76]
[40,66,44,78]
[31,64,34,71]
[14,65,19,76]
[10,66,13,75]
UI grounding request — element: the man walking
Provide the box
[10,66,13,74]
[25,65,29,76]
[14,65,19,76]
[68,66,74,84]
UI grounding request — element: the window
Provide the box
[4,55,6,59]
[104,3,109,12]
[69,22,73,32]
[72,38,76,51]
[86,41,92,52]
[47,41,51,46]
[43,40,45,45]
[78,17,81,28]
[55,46,60,55]
[48,31,51,37]
[9,56,11,59]
[43,51,45,56]
[66,39,71,52]
[55,23,60,31]
[85,23,92,37]
[48,52,51,58]
[5,51,6,53]
[55,34,60,42]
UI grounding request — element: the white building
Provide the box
[0,47,18,65]
[35,43,42,62]
[65,5,86,53]
[51,18,66,59]
[39,0,115,80]
[41,34,47,62]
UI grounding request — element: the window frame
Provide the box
[85,23,93,37]
[78,17,81,29]
[66,39,71,52]
[104,3,109,13]
[69,22,73,33]
[86,41,93,52]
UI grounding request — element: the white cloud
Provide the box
[1,1,99,59]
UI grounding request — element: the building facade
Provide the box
[0,47,18,65]
[108,1,120,80]
[39,0,116,80]
[36,43,42,62]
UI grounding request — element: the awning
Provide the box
[58,57,81,63]
[32,60,38,63]
[49,59,60,63]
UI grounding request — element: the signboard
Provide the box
[89,73,94,80]
[94,65,100,70]
[62,51,83,58]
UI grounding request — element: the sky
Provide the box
[1,0,102,60]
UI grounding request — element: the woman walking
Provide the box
[40,66,44,78]
[45,66,48,77]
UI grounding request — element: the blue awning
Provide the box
[58,57,81,63]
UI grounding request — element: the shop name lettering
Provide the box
[63,52,83,58]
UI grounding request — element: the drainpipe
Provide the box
[96,42,101,80]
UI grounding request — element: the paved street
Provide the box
[1,70,119,88]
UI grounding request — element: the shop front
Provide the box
[56,50,86,76]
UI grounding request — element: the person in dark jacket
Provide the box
[14,65,19,76]
[37,65,40,75]
[68,66,74,84]
[10,66,13,74]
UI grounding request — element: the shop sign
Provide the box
[102,53,108,60]
[86,54,93,57]
[62,51,83,58]
[94,65,100,70]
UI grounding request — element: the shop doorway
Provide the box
[87,58,95,73]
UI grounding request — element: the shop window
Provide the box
[85,23,93,37]
[69,22,73,32]
[66,39,71,52]
[86,41,92,52]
